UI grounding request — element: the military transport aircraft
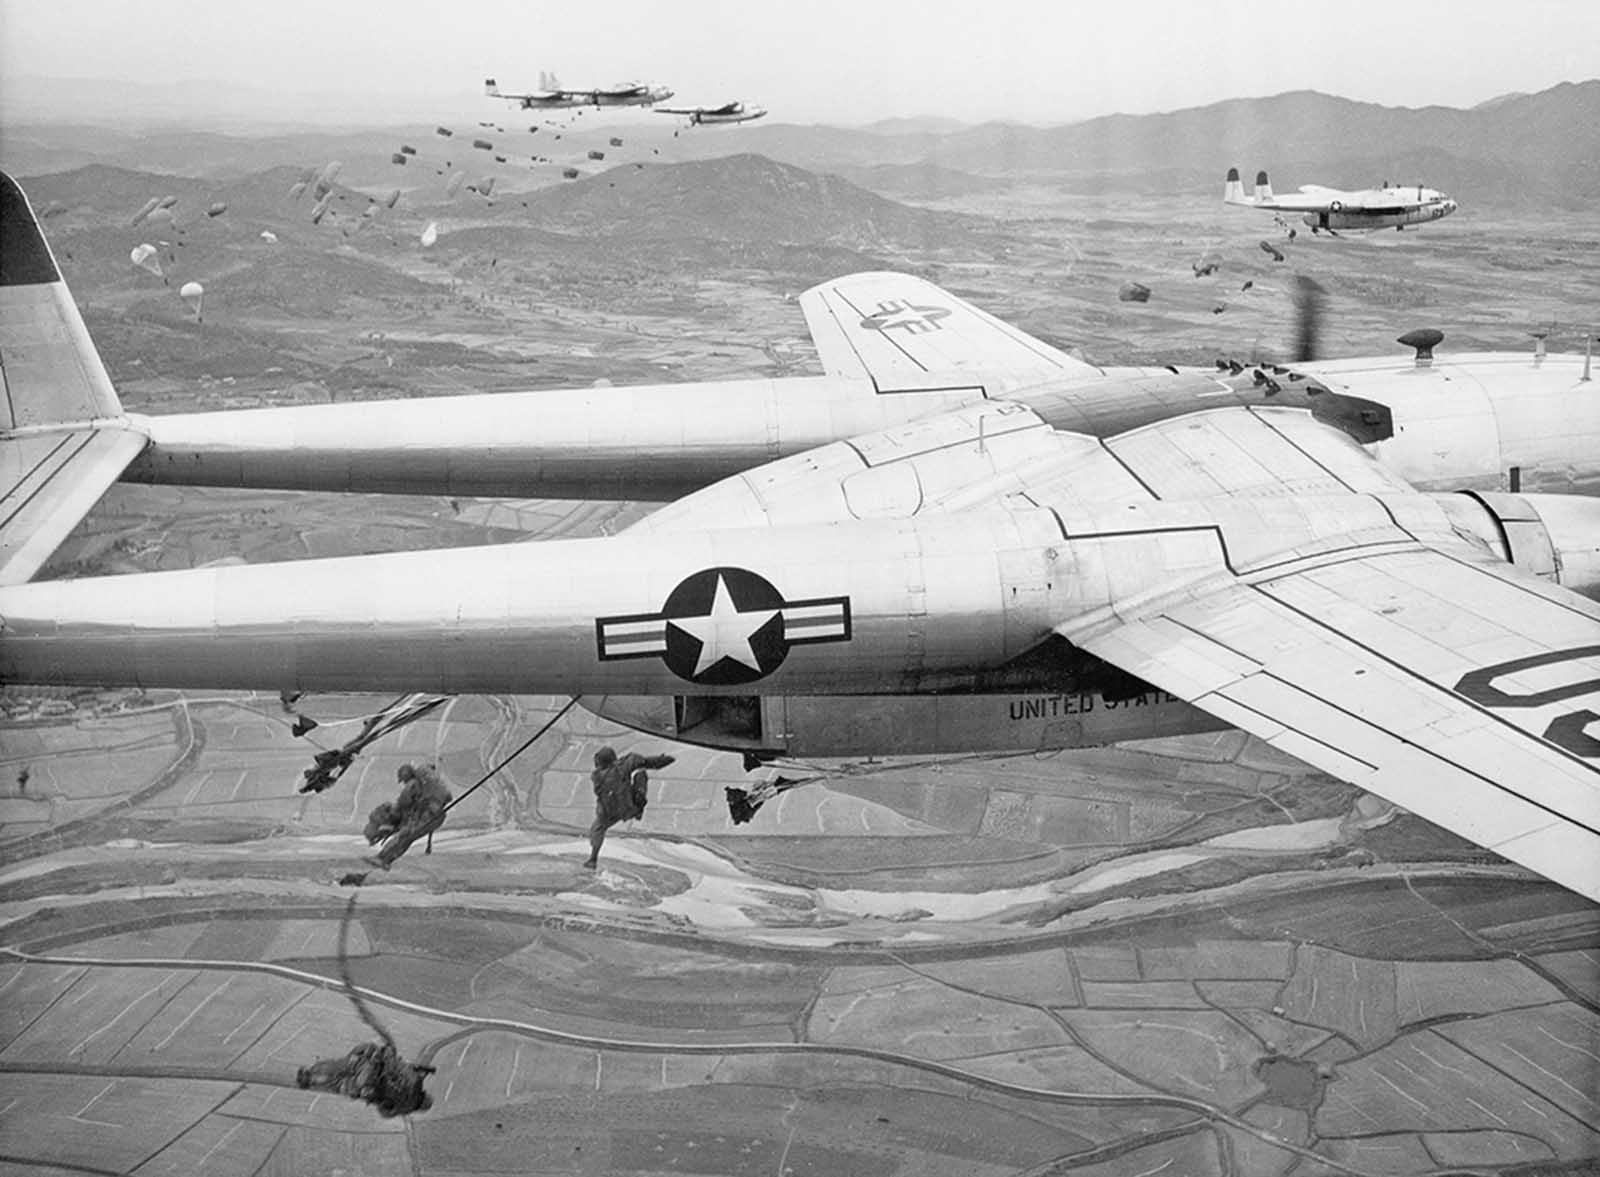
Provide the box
[2,172,1598,901]
[484,76,674,110]
[1225,167,1458,233]
[654,101,768,126]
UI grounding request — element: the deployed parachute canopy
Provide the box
[131,197,161,226]
[444,171,466,198]
[288,180,309,200]
[130,243,163,279]
[420,221,439,247]
[206,202,228,218]
[476,176,495,196]
[259,230,279,243]
[179,281,204,320]
[385,188,401,209]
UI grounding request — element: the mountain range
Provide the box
[4,81,1595,209]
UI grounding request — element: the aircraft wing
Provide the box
[1266,188,1409,214]
[798,272,1102,389]
[1045,416,1600,901]
[1250,192,1337,212]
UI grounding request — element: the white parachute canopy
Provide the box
[179,281,204,320]
[130,243,163,279]
[420,221,439,247]
[444,171,466,199]
[259,229,279,243]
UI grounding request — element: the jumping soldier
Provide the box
[297,1041,435,1116]
[364,762,452,869]
[584,745,674,868]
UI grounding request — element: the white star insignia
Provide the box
[668,574,779,677]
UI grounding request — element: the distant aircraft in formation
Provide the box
[654,101,767,126]
[484,75,673,110]
[1224,167,1458,233]
[4,172,1600,902]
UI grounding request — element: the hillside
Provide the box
[831,160,1010,203]
[519,154,978,251]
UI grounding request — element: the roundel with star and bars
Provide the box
[595,566,852,686]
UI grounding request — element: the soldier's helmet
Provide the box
[593,746,617,768]
[397,763,416,781]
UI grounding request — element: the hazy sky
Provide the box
[3,0,1597,126]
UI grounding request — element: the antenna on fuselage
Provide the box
[1397,328,1443,367]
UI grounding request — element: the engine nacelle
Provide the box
[1435,492,1600,601]
[580,687,1225,759]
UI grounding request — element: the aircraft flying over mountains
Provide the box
[655,101,767,126]
[484,75,674,110]
[1225,167,1458,233]
[2,172,1597,901]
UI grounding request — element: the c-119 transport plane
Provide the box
[654,101,767,126]
[484,75,674,109]
[1225,167,1458,233]
[2,172,1598,900]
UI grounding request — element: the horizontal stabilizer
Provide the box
[799,271,1100,389]
[0,427,147,584]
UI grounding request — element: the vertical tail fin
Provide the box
[1254,170,1274,202]
[1223,166,1248,205]
[483,78,500,97]
[1,173,124,429]
[0,172,145,585]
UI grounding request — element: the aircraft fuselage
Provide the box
[121,354,1600,501]
[1308,201,1457,232]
